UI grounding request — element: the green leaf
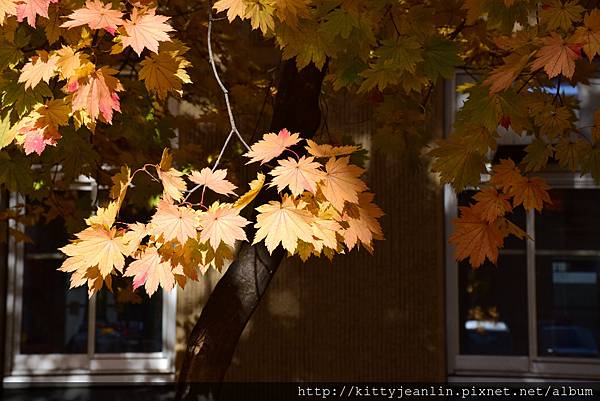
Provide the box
[0,152,34,193]
[429,136,487,191]
[0,41,23,70]
[523,138,554,172]
[423,36,461,80]
[0,72,53,117]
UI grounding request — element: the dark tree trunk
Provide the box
[175,59,327,401]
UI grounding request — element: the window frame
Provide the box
[444,76,600,379]
[3,178,177,383]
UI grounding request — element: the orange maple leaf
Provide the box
[490,159,523,192]
[531,33,582,79]
[472,187,513,222]
[305,139,360,158]
[508,176,552,211]
[342,192,385,253]
[244,128,301,165]
[157,167,187,201]
[449,206,504,268]
[319,156,368,211]
[69,67,123,124]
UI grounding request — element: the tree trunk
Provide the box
[175,59,327,401]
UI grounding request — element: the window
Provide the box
[445,76,600,378]
[3,178,176,382]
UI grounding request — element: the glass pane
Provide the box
[536,256,600,358]
[536,189,600,251]
[536,188,600,358]
[21,219,88,354]
[94,278,163,353]
[457,191,529,355]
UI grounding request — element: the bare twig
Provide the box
[184,13,252,202]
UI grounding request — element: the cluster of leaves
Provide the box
[59,129,384,297]
[1,0,190,155]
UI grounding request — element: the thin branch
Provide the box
[207,14,251,152]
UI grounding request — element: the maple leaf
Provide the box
[109,165,131,207]
[484,53,531,94]
[124,247,175,296]
[523,138,554,172]
[472,187,512,223]
[429,137,487,192]
[16,0,57,27]
[490,159,522,192]
[189,167,237,196]
[244,0,275,34]
[274,0,309,26]
[253,195,314,254]
[55,46,92,81]
[85,201,118,228]
[531,33,581,79]
[508,176,552,211]
[120,7,174,56]
[449,206,504,268]
[305,139,360,158]
[60,226,127,278]
[555,137,586,171]
[540,0,583,31]
[18,51,58,90]
[213,0,248,22]
[22,129,46,155]
[309,202,343,253]
[150,199,198,244]
[122,222,147,255]
[319,156,368,212]
[573,9,600,61]
[139,45,191,99]
[69,67,123,124]
[233,173,265,209]
[342,192,384,253]
[244,128,301,164]
[198,202,249,249]
[423,36,461,81]
[61,0,124,34]
[0,112,16,150]
[269,156,324,196]
[157,167,187,201]
[0,0,17,25]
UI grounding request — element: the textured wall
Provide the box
[176,90,447,382]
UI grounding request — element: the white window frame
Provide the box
[444,76,600,379]
[3,177,176,383]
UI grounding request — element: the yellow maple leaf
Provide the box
[157,167,187,201]
[213,0,248,22]
[189,167,237,196]
[245,129,302,164]
[198,202,249,249]
[253,195,314,254]
[150,199,199,244]
[122,222,148,255]
[244,0,275,34]
[273,0,309,26]
[233,173,265,209]
[0,0,17,25]
[318,156,368,212]
[55,46,91,80]
[18,51,58,89]
[60,226,127,278]
[85,201,119,228]
[139,48,190,99]
[269,155,324,196]
[573,9,600,61]
[540,0,583,31]
[124,247,175,296]
[305,139,360,158]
